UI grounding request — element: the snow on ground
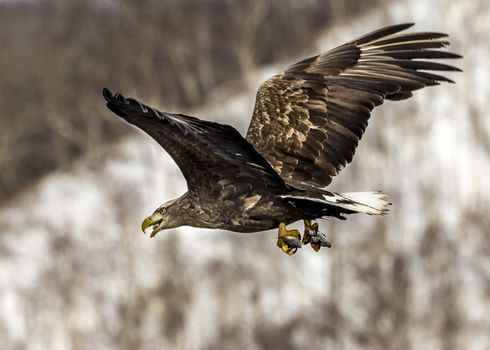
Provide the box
[1,0,489,349]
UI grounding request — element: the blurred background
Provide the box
[0,0,489,349]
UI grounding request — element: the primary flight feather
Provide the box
[103,23,461,255]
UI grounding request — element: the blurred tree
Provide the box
[0,0,379,202]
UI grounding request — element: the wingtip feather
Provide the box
[102,87,113,102]
[351,23,415,45]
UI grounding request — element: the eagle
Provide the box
[103,23,460,255]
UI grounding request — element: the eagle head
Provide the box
[140,198,184,237]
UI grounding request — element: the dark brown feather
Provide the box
[246,24,461,190]
[103,88,287,199]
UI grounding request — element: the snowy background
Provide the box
[1,0,489,349]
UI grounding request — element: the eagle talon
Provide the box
[277,236,302,255]
[277,222,302,255]
[310,231,331,251]
[303,219,331,251]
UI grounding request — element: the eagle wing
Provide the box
[246,23,461,191]
[103,88,287,199]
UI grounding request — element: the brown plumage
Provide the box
[103,23,461,254]
[246,23,461,191]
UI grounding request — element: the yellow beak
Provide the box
[141,212,164,238]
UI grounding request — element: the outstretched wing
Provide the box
[246,23,461,191]
[103,88,287,198]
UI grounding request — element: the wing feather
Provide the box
[246,23,461,190]
[103,88,287,197]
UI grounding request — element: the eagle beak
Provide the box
[141,213,164,238]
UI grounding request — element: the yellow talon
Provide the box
[303,219,330,251]
[276,222,302,255]
[302,219,316,245]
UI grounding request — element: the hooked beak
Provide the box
[141,212,164,238]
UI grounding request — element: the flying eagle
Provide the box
[103,23,460,255]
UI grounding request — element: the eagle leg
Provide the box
[277,223,302,255]
[303,219,331,251]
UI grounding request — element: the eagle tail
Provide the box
[334,191,391,215]
[281,190,391,216]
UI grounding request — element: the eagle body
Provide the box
[180,190,300,233]
[159,187,361,233]
[103,23,460,252]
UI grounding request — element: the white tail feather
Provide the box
[280,190,390,215]
[337,191,391,215]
